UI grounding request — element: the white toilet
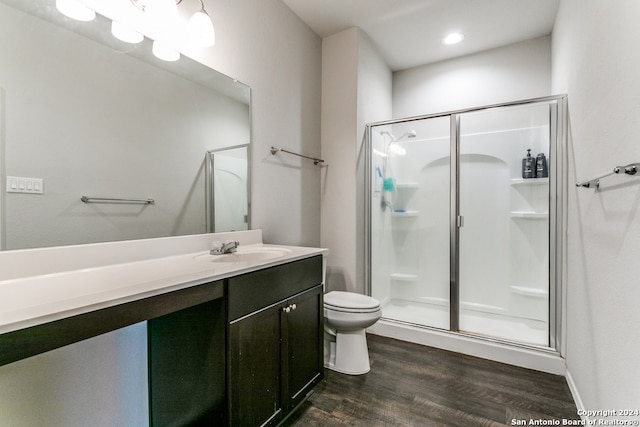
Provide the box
[323,291,382,375]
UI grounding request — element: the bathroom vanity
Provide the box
[226,256,323,426]
[0,230,326,426]
[148,255,324,426]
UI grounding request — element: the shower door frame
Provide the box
[364,94,567,353]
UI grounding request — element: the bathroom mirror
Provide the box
[0,0,251,250]
[205,146,250,233]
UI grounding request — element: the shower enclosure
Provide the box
[365,96,566,349]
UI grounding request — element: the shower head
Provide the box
[398,130,417,140]
[379,129,417,142]
[380,130,395,140]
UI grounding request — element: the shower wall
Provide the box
[369,99,558,347]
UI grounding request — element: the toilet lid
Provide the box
[324,291,380,310]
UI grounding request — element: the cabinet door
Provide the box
[228,305,282,426]
[283,284,324,410]
[148,298,226,427]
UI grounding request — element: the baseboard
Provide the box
[566,370,587,422]
[368,319,566,375]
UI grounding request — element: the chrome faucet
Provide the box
[210,240,240,255]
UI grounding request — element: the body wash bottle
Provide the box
[522,149,535,179]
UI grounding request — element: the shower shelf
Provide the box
[509,211,548,219]
[390,273,418,282]
[510,178,549,186]
[511,285,548,298]
[395,182,419,189]
[391,210,419,217]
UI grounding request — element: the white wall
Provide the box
[0,0,322,425]
[552,0,640,413]
[321,27,392,293]
[393,36,552,118]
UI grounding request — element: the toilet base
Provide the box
[325,329,371,375]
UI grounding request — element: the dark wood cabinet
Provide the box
[227,255,324,427]
[147,255,324,427]
[148,285,226,426]
[283,286,324,409]
[228,300,283,426]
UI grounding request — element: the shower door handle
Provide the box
[457,215,464,228]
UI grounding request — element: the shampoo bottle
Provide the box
[522,149,535,179]
[536,153,548,178]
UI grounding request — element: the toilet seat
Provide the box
[324,291,380,313]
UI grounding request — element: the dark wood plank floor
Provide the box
[283,334,579,426]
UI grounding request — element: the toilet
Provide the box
[323,291,382,375]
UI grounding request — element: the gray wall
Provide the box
[552,0,640,413]
[202,0,322,247]
[0,3,250,250]
[393,36,552,118]
[321,34,552,295]
[0,0,322,425]
[320,28,393,293]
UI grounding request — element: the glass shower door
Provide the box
[370,116,451,330]
[457,102,552,346]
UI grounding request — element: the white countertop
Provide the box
[0,230,327,334]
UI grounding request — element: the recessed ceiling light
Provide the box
[442,32,464,45]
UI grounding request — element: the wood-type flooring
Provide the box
[283,334,579,426]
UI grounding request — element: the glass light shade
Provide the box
[189,10,215,47]
[55,0,95,21]
[111,21,144,44]
[152,40,180,62]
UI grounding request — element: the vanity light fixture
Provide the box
[55,0,215,62]
[130,0,215,47]
[55,0,95,21]
[442,32,464,45]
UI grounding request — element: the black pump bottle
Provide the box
[522,149,535,179]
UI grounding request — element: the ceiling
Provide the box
[281,0,560,71]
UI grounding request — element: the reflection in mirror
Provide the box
[205,146,250,233]
[0,0,251,250]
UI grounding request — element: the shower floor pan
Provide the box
[379,298,548,347]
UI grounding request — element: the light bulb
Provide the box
[55,0,95,21]
[442,32,464,45]
[111,21,144,44]
[152,40,180,62]
[189,9,215,47]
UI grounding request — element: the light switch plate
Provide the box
[6,176,44,194]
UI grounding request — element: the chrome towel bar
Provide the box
[576,163,639,188]
[81,196,155,204]
[270,146,324,165]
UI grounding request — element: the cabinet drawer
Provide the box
[227,255,322,321]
